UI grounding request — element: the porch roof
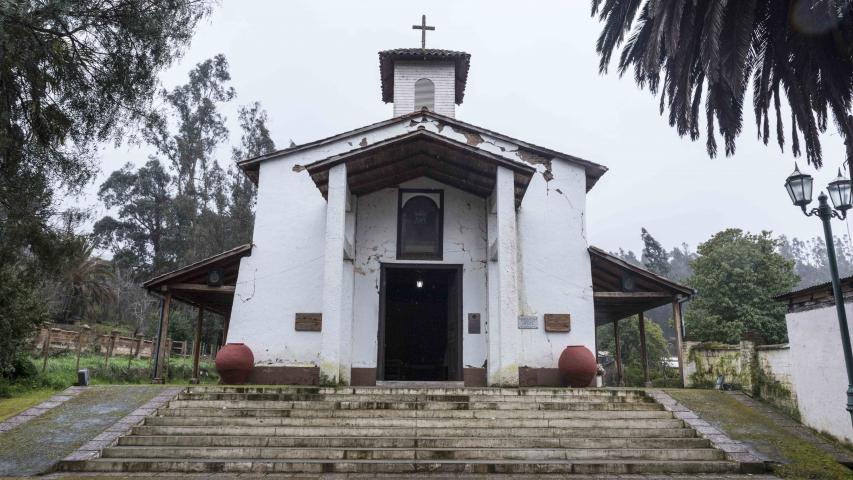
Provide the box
[142,244,252,316]
[589,246,694,326]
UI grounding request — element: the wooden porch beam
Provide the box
[167,283,236,293]
[593,291,673,299]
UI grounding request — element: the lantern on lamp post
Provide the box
[785,164,853,425]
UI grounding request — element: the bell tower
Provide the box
[379,16,470,118]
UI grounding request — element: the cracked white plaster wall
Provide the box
[516,159,596,368]
[228,149,326,365]
[351,177,489,369]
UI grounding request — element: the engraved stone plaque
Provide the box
[518,315,538,329]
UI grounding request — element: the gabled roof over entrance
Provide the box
[589,246,694,326]
[237,110,608,202]
[304,129,535,207]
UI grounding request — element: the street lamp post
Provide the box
[785,165,853,425]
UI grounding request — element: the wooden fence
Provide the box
[31,323,220,373]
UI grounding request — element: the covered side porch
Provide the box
[590,246,694,387]
[142,244,252,384]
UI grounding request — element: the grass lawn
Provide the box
[0,389,57,422]
[1,352,217,411]
[668,389,853,479]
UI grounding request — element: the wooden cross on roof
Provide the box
[412,15,435,50]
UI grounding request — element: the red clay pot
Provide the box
[215,343,254,385]
[558,345,597,388]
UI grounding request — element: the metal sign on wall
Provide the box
[518,315,538,329]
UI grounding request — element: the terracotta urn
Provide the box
[215,343,254,385]
[557,345,597,388]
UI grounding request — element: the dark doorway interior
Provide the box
[379,265,461,381]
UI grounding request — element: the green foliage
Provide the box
[592,0,853,171]
[684,229,798,344]
[641,227,670,276]
[0,266,49,377]
[0,0,211,381]
[0,352,218,399]
[95,57,276,277]
[95,159,177,275]
[778,234,853,289]
[597,317,676,386]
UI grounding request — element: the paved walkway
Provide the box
[726,391,853,466]
[0,385,169,476]
[41,473,780,479]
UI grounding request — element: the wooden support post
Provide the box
[191,307,204,384]
[42,325,52,373]
[153,293,172,383]
[673,298,686,387]
[638,311,651,387]
[613,318,623,387]
[105,330,120,368]
[135,334,144,359]
[75,326,89,372]
[222,312,231,346]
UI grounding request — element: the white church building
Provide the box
[144,45,693,388]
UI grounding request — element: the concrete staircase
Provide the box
[59,386,744,475]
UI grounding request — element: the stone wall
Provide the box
[683,341,801,423]
[682,341,753,391]
[754,344,799,419]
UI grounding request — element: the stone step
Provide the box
[143,415,684,429]
[131,425,697,438]
[59,458,739,474]
[175,393,653,404]
[166,399,663,410]
[118,435,712,450]
[157,407,673,419]
[100,446,726,462]
[184,386,649,397]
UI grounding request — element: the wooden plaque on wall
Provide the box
[295,313,322,332]
[544,314,571,332]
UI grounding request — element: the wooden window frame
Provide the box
[396,188,444,261]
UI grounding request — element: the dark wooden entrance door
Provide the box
[377,264,463,381]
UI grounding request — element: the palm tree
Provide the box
[592,0,853,175]
[59,242,115,323]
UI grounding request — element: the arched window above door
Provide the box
[397,190,443,260]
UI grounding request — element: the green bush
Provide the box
[0,266,49,377]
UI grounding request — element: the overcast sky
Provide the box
[80,0,852,255]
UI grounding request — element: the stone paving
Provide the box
[0,386,86,433]
[725,391,853,466]
[646,390,766,473]
[0,385,175,477]
[41,473,780,479]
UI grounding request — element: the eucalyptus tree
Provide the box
[592,0,853,175]
[0,0,211,375]
[229,103,276,245]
